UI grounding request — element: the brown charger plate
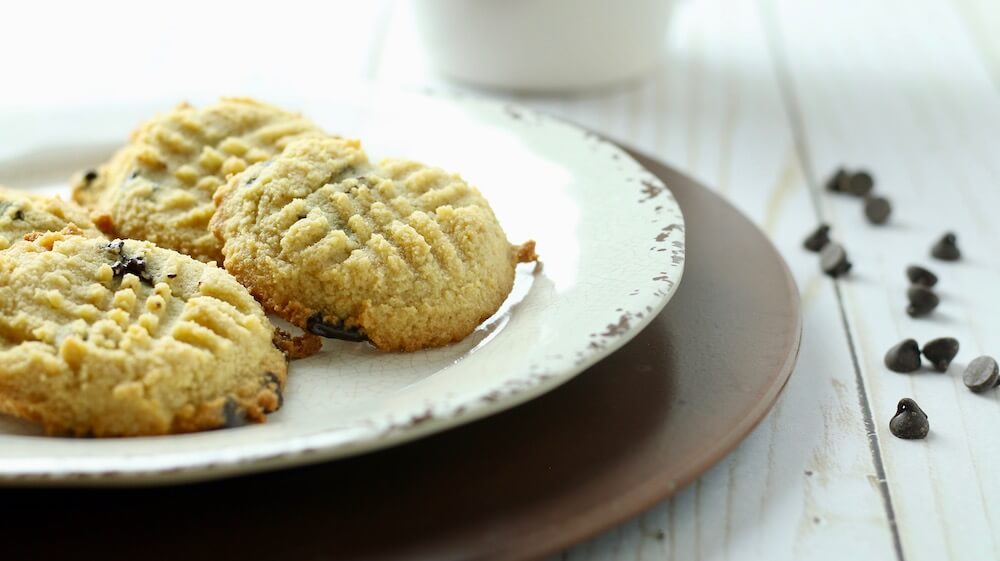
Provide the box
[0,147,801,561]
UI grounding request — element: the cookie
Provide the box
[0,230,288,436]
[211,137,537,352]
[71,97,323,262]
[0,185,102,250]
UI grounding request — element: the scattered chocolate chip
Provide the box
[306,313,368,342]
[166,272,177,279]
[846,171,874,197]
[244,175,258,187]
[803,224,831,252]
[906,285,939,317]
[921,337,959,372]
[83,169,98,183]
[12,209,24,221]
[890,398,929,440]
[222,398,249,428]
[825,168,849,192]
[906,265,938,288]
[863,195,891,225]
[820,243,852,277]
[963,356,999,393]
[931,232,961,261]
[129,170,140,180]
[885,339,922,373]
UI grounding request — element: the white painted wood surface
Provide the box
[1,0,997,558]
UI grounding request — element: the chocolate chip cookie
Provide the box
[210,137,536,352]
[0,185,101,250]
[71,97,323,262]
[0,230,288,436]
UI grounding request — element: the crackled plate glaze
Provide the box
[0,91,684,485]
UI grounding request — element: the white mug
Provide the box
[414,0,672,92]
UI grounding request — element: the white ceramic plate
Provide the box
[0,90,685,485]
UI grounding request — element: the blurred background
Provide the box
[4,0,994,108]
[3,0,997,210]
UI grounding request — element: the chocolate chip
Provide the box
[906,285,939,317]
[963,356,999,393]
[803,224,831,252]
[0,202,21,221]
[820,243,852,277]
[863,195,891,225]
[83,169,98,183]
[885,339,922,373]
[931,232,961,261]
[104,239,152,285]
[111,253,148,281]
[906,265,938,288]
[129,170,140,180]
[104,239,125,253]
[222,398,248,428]
[112,254,147,279]
[890,398,929,440]
[264,371,284,408]
[825,168,849,192]
[922,337,959,372]
[306,313,368,342]
[846,171,874,197]
[244,175,258,187]
[166,272,178,279]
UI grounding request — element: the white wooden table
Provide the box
[3,1,999,559]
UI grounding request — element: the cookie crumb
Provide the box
[516,240,539,263]
[273,327,323,359]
